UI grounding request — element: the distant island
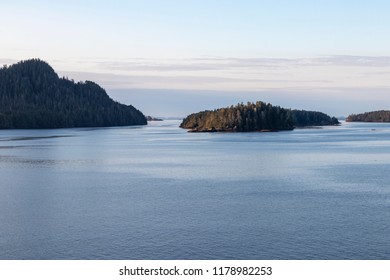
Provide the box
[180,101,339,132]
[346,110,390,123]
[147,116,163,121]
[0,59,147,129]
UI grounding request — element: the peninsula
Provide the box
[0,59,147,129]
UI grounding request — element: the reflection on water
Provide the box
[0,135,73,142]
[0,121,390,259]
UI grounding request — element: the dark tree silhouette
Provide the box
[291,109,339,127]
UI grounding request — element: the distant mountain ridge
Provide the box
[0,59,147,129]
[346,110,390,123]
[180,101,339,132]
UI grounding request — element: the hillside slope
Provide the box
[0,59,147,129]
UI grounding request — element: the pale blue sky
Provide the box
[2,0,390,117]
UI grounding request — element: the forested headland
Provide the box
[180,102,339,132]
[0,59,147,129]
[346,110,390,123]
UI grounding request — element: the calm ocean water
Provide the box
[0,120,389,259]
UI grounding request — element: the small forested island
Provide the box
[0,59,147,129]
[346,110,390,123]
[180,101,339,132]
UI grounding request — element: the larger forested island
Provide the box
[346,110,390,123]
[180,102,339,132]
[0,59,147,129]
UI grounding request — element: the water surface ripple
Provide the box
[0,121,389,259]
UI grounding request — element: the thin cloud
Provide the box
[58,69,334,91]
[94,57,296,72]
[4,55,390,91]
[315,55,390,67]
[87,55,390,74]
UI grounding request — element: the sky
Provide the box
[1,0,390,117]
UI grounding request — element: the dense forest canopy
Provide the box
[291,109,339,127]
[0,59,147,129]
[180,101,339,132]
[346,110,390,122]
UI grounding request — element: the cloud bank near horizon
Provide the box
[7,55,382,92]
[2,55,390,117]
